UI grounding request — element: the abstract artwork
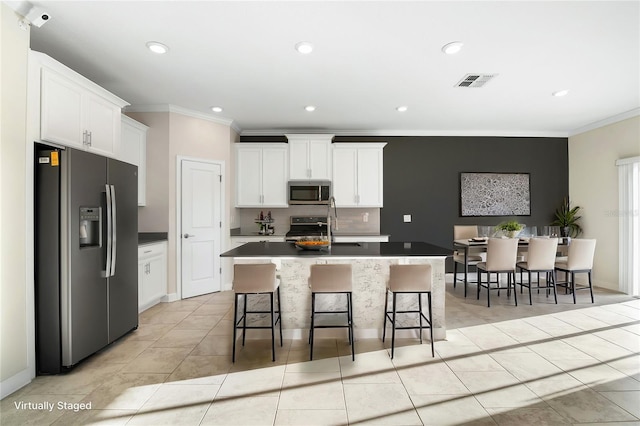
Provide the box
[460,172,530,216]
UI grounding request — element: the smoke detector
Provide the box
[455,74,497,88]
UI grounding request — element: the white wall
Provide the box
[569,116,640,290]
[0,3,31,397]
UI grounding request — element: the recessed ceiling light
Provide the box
[396,106,408,112]
[304,105,316,112]
[146,41,169,54]
[441,41,464,55]
[295,41,314,54]
[552,89,569,97]
[211,106,223,113]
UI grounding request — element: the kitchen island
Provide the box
[221,242,452,340]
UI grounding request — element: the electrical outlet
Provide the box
[363,212,369,223]
[403,214,412,223]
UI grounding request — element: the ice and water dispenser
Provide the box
[79,207,101,248]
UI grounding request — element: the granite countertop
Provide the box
[138,232,168,245]
[220,241,451,257]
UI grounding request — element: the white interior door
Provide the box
[181,159,222,298]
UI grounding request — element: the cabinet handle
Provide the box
[144,250,152,253]
[88,131,92,146]
[83,130,88,146]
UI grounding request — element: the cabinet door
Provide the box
[288,140,309,179]
[121,119,147,206]
[146,256,166,304]
[137,261,146,313]
[356,147,384,207]
[332,147,358,207]
[262,147,288,206]
[84,93,120,158]
[308,138,332,179]
[236,147,263,206]
[40,68,84,147]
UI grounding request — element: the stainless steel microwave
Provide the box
[288,181,331,205]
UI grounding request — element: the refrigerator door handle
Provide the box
[102,184,112,278]
[110,185,117,277]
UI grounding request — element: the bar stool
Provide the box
[382,264,434,359]
[232,263,282,362]
[308,264,354,361]
[476,238,519,307]
[516,237,559,305]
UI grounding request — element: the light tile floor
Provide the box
[2,280,639,425]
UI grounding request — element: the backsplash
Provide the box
[238,206,381,235]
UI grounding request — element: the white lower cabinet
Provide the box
[138,241,167,313]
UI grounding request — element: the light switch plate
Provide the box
[403,214,412,223]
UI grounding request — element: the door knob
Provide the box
[183,233,195,239]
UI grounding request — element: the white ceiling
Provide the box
[17,1,640,136]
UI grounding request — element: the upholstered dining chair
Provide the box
[477,238,519,307]
[516,237,559,305]
[554,239,597,304]
[453,225,483,297]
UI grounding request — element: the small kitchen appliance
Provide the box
[288,180,331,205]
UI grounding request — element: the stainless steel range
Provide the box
[285,216,328,242]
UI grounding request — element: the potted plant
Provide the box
[495,220,524,238]
[551,197,583,237]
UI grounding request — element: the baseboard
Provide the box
[161,293,180,303]
[0,367,32,399]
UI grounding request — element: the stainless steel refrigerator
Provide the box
[35,143,138,374]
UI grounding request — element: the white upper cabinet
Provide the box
[33,50,129,158]
[286,134,333,180]
[235,144,288,207]
[332,143,386,207]
[120,115,148,206]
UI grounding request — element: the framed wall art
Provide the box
[460,172,531,217]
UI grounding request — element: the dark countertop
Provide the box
[220,241,452,258]
[138,232,168,245]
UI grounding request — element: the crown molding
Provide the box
[569,108,640,137]
[241,129,570,138]
[124,104,241,133]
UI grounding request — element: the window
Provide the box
[616,156,640,296]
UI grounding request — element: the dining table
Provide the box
[453,237,569,297]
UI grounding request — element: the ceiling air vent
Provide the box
[455,73,497,88]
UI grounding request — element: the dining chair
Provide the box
[477,238,519,307]
[516,237,559,305]
[453,225,483,296]
[554,239,597,303]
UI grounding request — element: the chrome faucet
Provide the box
[327,196,337,244]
